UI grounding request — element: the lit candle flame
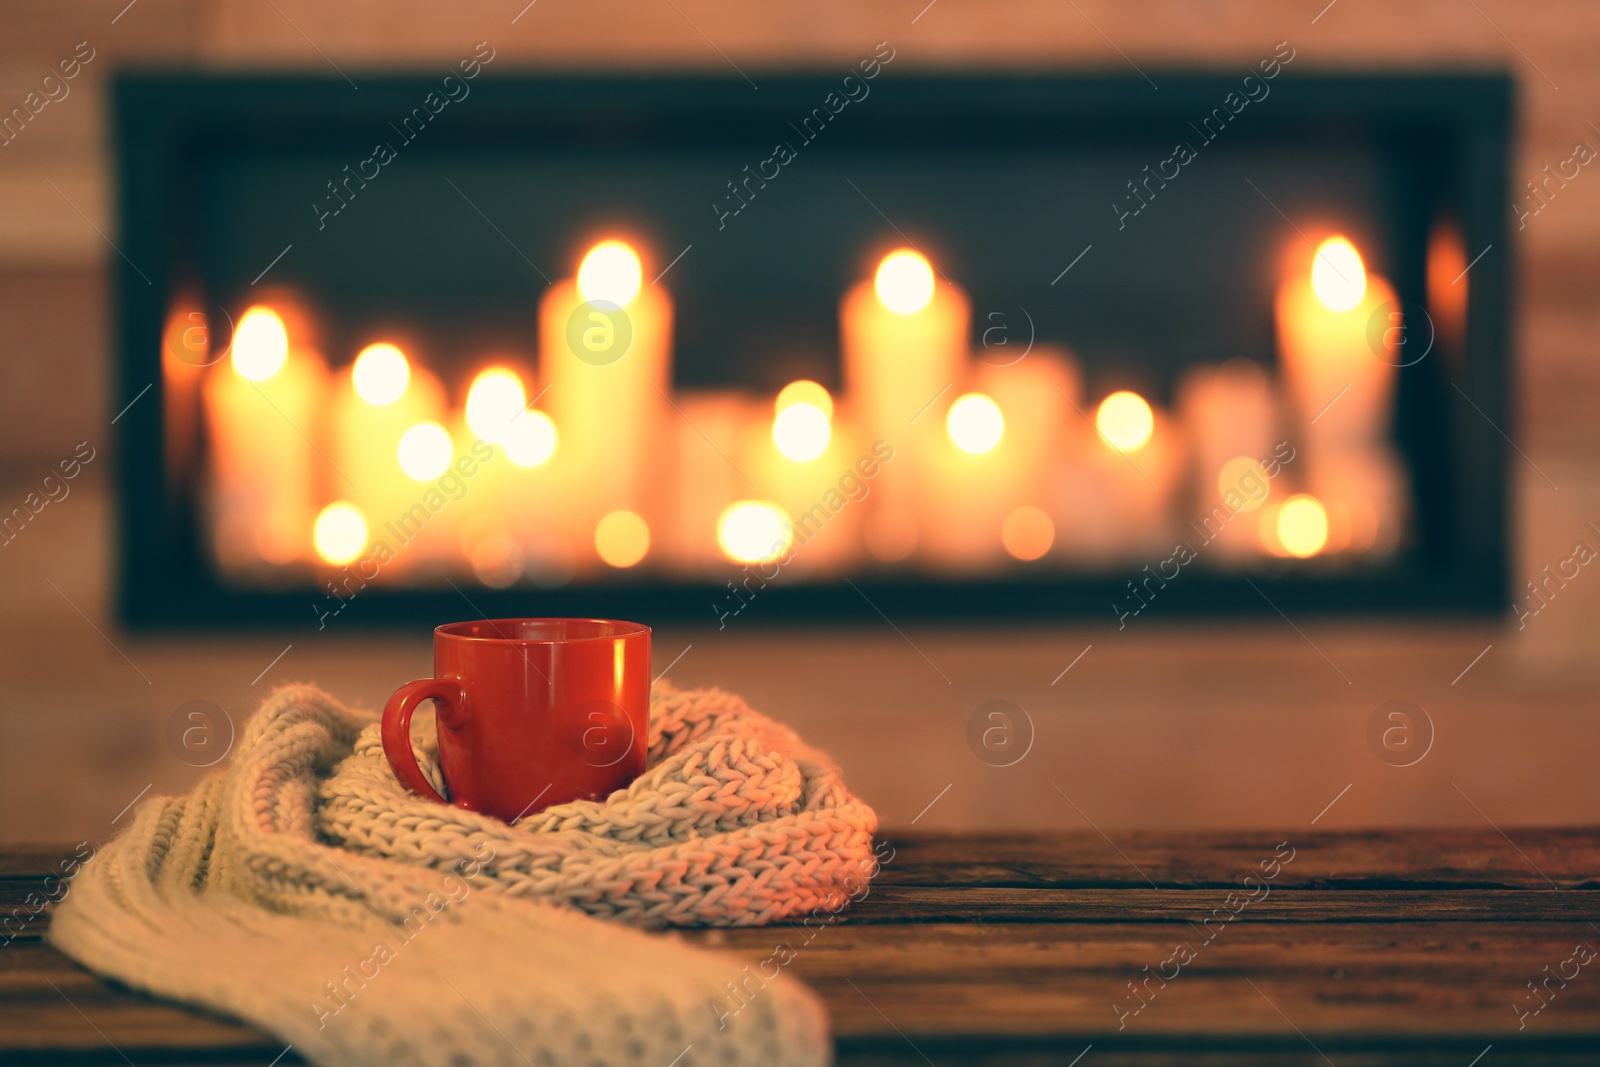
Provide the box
[578,240,643,307]
[397,421,453,480]
[874,249,935,315]
[775,379,833,420]
[313,502,367,565]
[717,501,792,563]
[233,306,288,381]
[1095,391,1154,452]
[947,393,1004,454]
[351,343,410,406]
[465,367,527,444]
[773,403,831,463]
[1310,236,1367,312]
[1277,494,1329,557]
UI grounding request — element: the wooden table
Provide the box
[4,830,1598,1065]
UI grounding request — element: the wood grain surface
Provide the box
[3,830,1598,1065]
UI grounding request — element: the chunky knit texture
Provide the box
[49,682,878,1067]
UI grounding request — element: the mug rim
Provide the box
[435,617,650,644]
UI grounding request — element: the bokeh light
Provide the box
[1095,391,1154,451]
[1277,494,1330,558]
[717,501,792,564]
[351,343,410,406]
[465,367,526,444]
[313,502,367,565]
[1310,236,1367,312]
[595,509,650,568]
[397,421,453,481]
[1001,505,1055,561]
[873,249,935,315]
[946,393,1004,454]
[776,379,834,420]
[772,402,832,462]
[502,409,558,468]
[1218,456,1271,513]
[577,240,643,307]
[232,306,288,381]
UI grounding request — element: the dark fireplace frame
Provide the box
[113,70,1513,631]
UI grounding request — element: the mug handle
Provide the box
[381,679,464,805]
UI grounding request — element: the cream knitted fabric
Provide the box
[318,681,880,927]
[49,682,879,1067]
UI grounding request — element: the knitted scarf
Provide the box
[49,682,879,1067]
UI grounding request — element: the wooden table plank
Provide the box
[681,921,1600,1035]
[3,832,1597,1067]
[844,886,1600,923]
[876,829,1600,889]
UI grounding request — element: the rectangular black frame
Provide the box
[114,70,1514,631]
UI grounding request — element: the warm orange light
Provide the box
[717,501,792,564]
[313,502,367,565]
[864,508,918,563]
[947,393,1004,454]
[577,240,643,307]
[397,421,453,480]
[1001,505,1055,561]
[775,380,834,420]
[873,249,935,315]
[351,343,410,406]
[503,409,558,468]
[1277,494,1329,558]
[232,306,288,381]
[1310,236,1367,312]
[595,509,650,568]
[773,402,831,462]
[465,367,526,444]
[1095,391,1154,451]
[1218,456,1270,513]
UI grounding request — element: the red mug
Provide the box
[381,618,651,822]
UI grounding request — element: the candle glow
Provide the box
[313,502,367,565]
[947,393,1004,454]
[397,421,453,481]
[717,501,792,563]
[465,368,527,444]
[1310,237,1367,312]
[232,307,288,382]
[1095,391,1154,452]
[351,343,410,406]
[577,240,643,307]
[595,509,650,568]
[1277,494,1329,558]
[772,402,832,462]
[874,249,935,315]
[1001,505,1055,561]
[776,379,834,420]
[502,409,558,468]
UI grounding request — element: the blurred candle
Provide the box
[841,249,968,521]
[1276,235,1404,555]
[1177,359,1278,560]
[330,342,446,571]
[541,239,670,558]
[913,389,1012,569]
[1081,389,1183,560]
[658,391,760,571]
[457,363,564,572]
[745,380,863,573]
[203,305,328,569]
[1277,236,1398,447]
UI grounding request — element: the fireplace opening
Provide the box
[114,71,1512,628]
